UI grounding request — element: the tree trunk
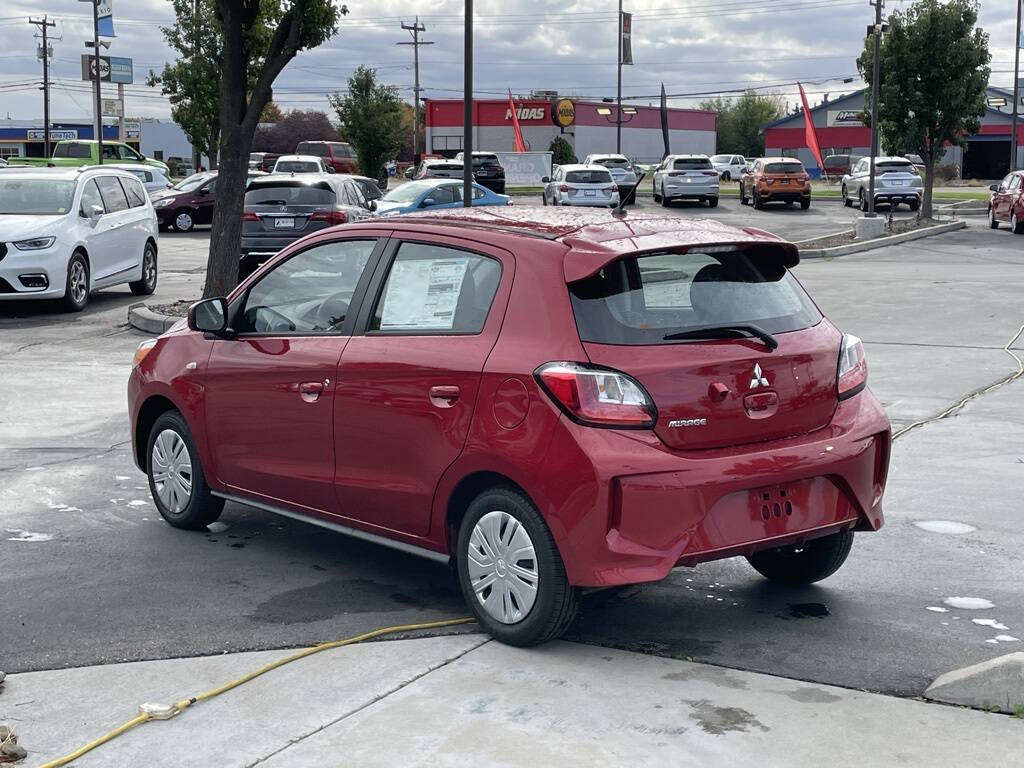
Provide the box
[922,147,935,220]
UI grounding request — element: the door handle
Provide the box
[429,385,460,407]
[299,380,327,403]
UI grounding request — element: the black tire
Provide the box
[62,251,90,312]
[1013,211,1024,235]
[542,192,548,206]
[652,184,661,203]
[456,486,577,646]
[739,183,747,205]
[627,190,637,206]
[908,198,920,213]
[753,194,763,210]
[746,529,854,586]
[146,410,224,530]
[721,171,731,182]
[707,196,719,208]
[800,198,811,210]
[172,209,195,232]
[989,206,999,229]
[660,186,672,207]
[842,185,851,207]
[130,241,158,295]
[859,190,868,212]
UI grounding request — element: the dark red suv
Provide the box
[128,208,890,646]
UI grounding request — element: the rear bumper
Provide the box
[758,186,811,201]
[664,181,718,199]
[539,389,890,587]
[874,190,921,204]
[476,178,505,194]
[559,193,619,206]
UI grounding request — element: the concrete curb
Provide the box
[924,652,1024,714]
[127,302,182,334]
[797,220,966,260]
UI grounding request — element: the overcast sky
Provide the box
[0,0,1017,123]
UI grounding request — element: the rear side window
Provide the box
[330,143,355,158]
[296,143,328,157]
[566,170,613,184]
[764,162,805,174]
[95,176,130,212]
[569,250,821,345]
[122,177,148,207]
[245,184,335,206]
[370,243,501,334]
[673,158,712,170]
[54,143,91,159]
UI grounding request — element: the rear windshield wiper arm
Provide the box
[663,323,778,350]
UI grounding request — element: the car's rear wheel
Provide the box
[908,198,920,212]
[147,410,223,530]
[62,252,90,312]
[627,190,637,205]
[707,196,719,208]
[800,198,811,210]
[739,182,747,205]
[660,185,671,207]
[652,182,661,203]
[842,185,851,207]
[173,210,195,232]
[753,194,763,210]
[746,529,854,585]
[859,189,868,212]
[989,206,999,229]
[541,191,548,206]
[456,487,577,646]
[1012,211,1023,234]
[130,242,158,295]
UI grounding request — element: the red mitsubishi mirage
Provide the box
[128,208,890,646]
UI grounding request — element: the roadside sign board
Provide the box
[102,99,124,117]
[80,54,133,84]
[27,129,78,141]
[123,120,141,139]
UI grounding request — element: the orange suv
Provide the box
[740,158,812,210]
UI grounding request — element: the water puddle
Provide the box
[972,618,1009,630]
[789,602,830,619]
[925,606,949,613]
[6,529,54,542]
[943,597,994,610]
[914,521,976,534]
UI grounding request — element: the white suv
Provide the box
[0,167,159,311]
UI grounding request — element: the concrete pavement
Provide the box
[5,635,1023,768]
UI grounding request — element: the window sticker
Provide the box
[379,258,469,330]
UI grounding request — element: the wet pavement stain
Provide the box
[780,686,842,704]
[662,665,748,690]
[787,602,830,619]
[685,699,770,735]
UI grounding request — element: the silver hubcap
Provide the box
[143,249,156,286]
[69,260,87,304]
[151,429,193,514]
[175,212,192,230]
[468,510,539,624]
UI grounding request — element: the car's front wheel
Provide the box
[746,529,854,585]
[62,252,90,312]
[859,189,869,212]
[989,206,999,229]
[841,185,851,207]
[456,487,577,646]
[130,241,158,295]
[147,410,224,530]
[721,171,731,182]
[173,210,195,232]
[1012,210,1024,234]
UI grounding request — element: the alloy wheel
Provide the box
[69,260,88,305]
[151,429,193,515]
[143,248,157,289]
[467,510,539,624]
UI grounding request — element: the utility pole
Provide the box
[397,17,433,163]
[463,0,473,207]
[866,0,884,217]
[87,0,104,164]
[1011,0,1022,172]
[616,0,623,153]
[29,16,56,158]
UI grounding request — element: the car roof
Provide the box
[557,163,611,172]
[351,208,796,280]
[0,166,139,182]
[275,155,322,163]
[759,157,803,163]
[100,163,164,172]
[667,154,710,159]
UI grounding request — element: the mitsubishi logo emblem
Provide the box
[749,363,770,390]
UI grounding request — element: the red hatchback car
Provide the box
[988,171,1024,233]
[128,208,890,646]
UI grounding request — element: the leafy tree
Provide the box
[259,101,283,122]
[549,136,577,165]
[699,91,784,158]
[253,109,339,154]
[396,101,424,163]
[208,2,345,297]
[329,67,404,180]
[857,0,989,217]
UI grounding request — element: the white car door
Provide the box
[120,175,153,280]
[76,178,123,287]
[92,175,138,283]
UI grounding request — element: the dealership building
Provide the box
[0,117,192,163]
[424,98,716,164]
[763,86,1022,179]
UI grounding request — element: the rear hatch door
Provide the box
[874,161,917,190]
[568,247,841,450]
[762,161,806,187]
[243,181,336,236]
[565,170,615,200]
[669,158,718,185]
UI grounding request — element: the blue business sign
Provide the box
[80,54,132,84]
[109,56,132,84]
[97,0,115,37]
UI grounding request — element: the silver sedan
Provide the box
[542,164,620,207]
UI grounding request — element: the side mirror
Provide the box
[188,297,229,334]
[541,176,550,184]
[421,198,436,207]
[198,187,210,196]
[989,184,999,192]
[368,200,377,212]
[88,204,103,222]
[404,167,415,179]
[327,166,335,174]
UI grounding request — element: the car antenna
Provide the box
[612,171,646,218]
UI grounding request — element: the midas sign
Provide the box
[551,98,576,128]
[506,107,546,121]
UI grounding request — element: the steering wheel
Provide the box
[247,305,296,333]
[314,290,354,331]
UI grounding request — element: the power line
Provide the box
[27,15,56,156]
[397,17,433,160]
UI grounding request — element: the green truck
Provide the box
[8,140,170,175]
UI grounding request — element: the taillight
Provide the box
[242,212,259,221]
[603,186,615,194]
[311,210,348,225]
[702,170,719,177]
[535,362,656,428]
[559,184,569,192]
[837,334,867,400]
[799,174,810,181]
[668,171,683,177]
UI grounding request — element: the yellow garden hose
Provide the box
[38,617,475,768]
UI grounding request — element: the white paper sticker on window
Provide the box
[379,257,469,330]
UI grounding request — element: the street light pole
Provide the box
[463,0,473,207]
[1011,0,1022,172]
[616,0,622,154]
[92,0,103,164]
[866,0,884,217]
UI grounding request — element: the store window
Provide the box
[431,135,463,152]
[781,148,800,159]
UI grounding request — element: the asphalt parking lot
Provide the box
[1,212,1021,700]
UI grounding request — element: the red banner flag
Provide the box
[798,83,824,173]
[508,90,527,152]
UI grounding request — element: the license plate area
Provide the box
[585,190,596,196]
[275,217,295,229]
[755,485,796,522]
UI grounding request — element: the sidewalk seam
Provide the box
[244,636,491,767]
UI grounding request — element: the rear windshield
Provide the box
[275,161,321,173]
[295,143,328,157]
[673,158,712,170]
[425,164,462,173]
[471,155,500,166]
[245,184,335,206]
[764,162,805,173]
[569,249,821,345]
[594,157,631,169]
[566,170,613,184]
[877,161,914,173]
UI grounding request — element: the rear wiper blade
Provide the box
[663,323,778,350]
